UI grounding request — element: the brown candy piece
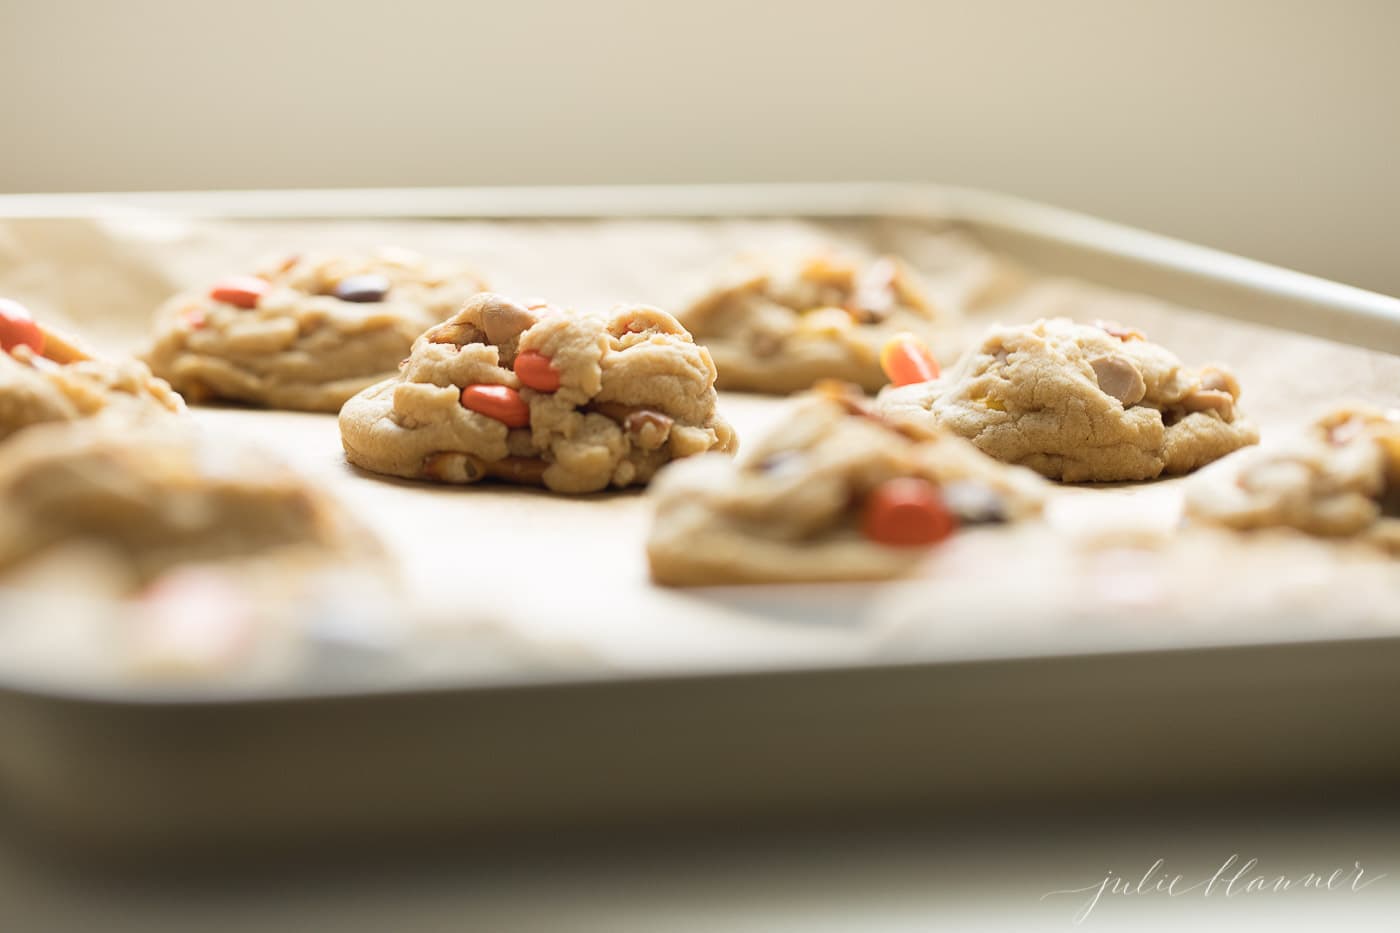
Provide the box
[846,257,898,323]
[333,274,391,303]
[756,450,806,477]
[939,480,1008,525]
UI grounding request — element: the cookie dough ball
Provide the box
[1185,405,1400,551]
[340,293,737,493]
[0,420,370,587]
[879,317,1259,482]
[0,300,184,444]
[144,249,488,412]
[646,383,1047,585]
[679,253,951,394]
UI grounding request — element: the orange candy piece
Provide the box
[460,384,530,428]
[209,275,269,309]
[860,477,958,548]
[879,334,940,386]
[0,298,44,355]
[514,350,561,392]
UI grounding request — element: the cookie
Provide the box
[646,383,1046,585]
[144,249,487,412]
[1185,405,1400,551]
[879,317,1259,482]
[679,253,950,394]
[0,419,371,587]
[339,293,737,493]
[0,299,184,444]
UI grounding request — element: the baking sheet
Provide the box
[1,209,1399,696]
[2,191,1400,855]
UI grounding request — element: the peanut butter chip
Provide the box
[426,321,482,346]
[751,332,782,357]
[1327,417,1367,446]
[1199,366,1240,398]
[479,297,539,346]
[422,451,485,483]
[1089,355,1146,407]
[1093,319,1146,341]
[623,410,674,449]
[486,456,549,485]
[1181,388,1235,420]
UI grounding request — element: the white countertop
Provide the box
[8,802,1399,932]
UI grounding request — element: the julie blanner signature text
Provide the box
[1041,855,1384,923]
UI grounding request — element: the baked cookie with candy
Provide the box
[646,382,1046,585]
[1,298,184,444]
[879,318,1259,482]
[679,253,950,394]
[339,293,737,493]
[0,418,372,587]
[145,249,487,412]
[1186,404,1400,552]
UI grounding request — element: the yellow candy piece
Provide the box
[796,307,856,337]
[974,394,1006,412]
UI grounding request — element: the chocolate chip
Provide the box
[333,274,391,303]
[939,481,1007,525]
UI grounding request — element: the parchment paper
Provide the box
[1,213,1398,687]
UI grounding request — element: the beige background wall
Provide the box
[2,0,1396,296]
